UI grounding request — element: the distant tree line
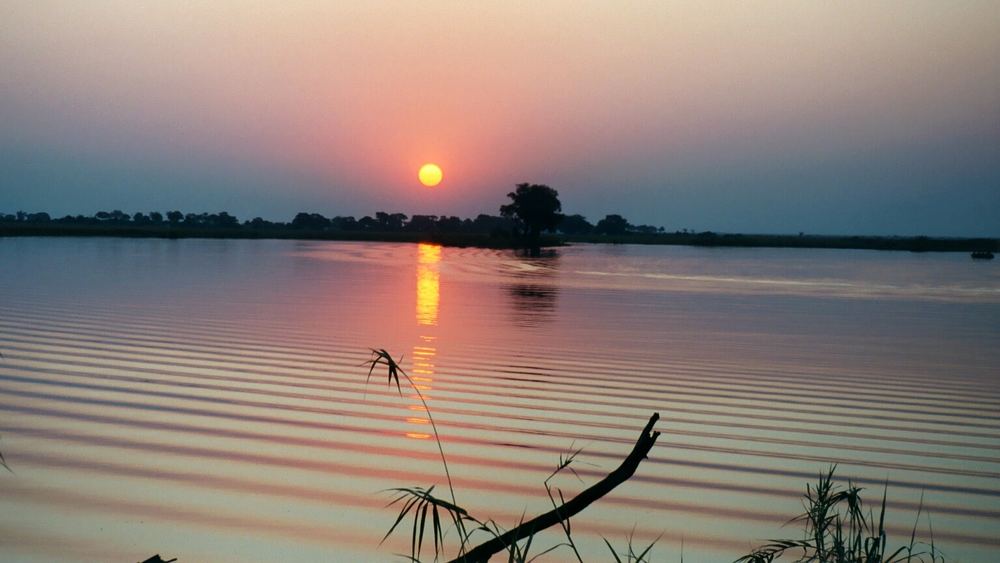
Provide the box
[0,209,666,236]
[3,208,995,252]
[559,213,664,236]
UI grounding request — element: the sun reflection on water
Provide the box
[416,243,441,327]
[406,244,442,439]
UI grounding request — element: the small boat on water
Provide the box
[971,251,994,260]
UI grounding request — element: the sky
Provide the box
[2,1,998,236]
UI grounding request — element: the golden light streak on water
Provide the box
[407,244,441,440]
[416,243,441,327]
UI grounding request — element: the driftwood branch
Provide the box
[449,412,661,563]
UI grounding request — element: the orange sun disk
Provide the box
[418,163,443,187]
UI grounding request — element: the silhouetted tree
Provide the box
[166,211,183,225]
[594,214,631,235]
[149,211,164,224]
[391,213,408,230]
[406,215,439,232]
[331,216,358,230]
[357,216,378,231]
[214,212,239,227]
[247,217,275,229]
[374,211,408,231]
[632,224,660,235]
[291,212,331,230]
[436,215,463,232]
[469,214,516,236]
[558,214,593,235]
[499,183,563,244]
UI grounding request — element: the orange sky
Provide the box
[2,2,998,234]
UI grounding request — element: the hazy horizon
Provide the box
[4,205,999,240]
[2,2,998,237]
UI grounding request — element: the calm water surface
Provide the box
[0,238,998,562]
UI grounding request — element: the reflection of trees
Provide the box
[506,283,558,327]
[503,250,560,327]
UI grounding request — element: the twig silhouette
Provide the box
[449,413,661,563]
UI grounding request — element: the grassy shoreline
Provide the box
[1,222,996,252]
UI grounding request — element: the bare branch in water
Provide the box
[448,413,661,563]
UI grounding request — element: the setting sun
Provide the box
[418,163,443,187]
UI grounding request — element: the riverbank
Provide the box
[1,222,995,252]
[565,231,998,252]
[0,223,531,249]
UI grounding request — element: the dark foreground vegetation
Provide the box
[359,349,942,563]
[2,209,994,253]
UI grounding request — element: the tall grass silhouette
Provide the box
[365,348,457,506]
[736,466,943,563]
[364,348,484,560]
[0,441,9,473]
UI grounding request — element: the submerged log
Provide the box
[448,412,662,563]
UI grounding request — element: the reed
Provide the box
[736,466,943,563]
[365,348,458,507]
[603,529,661,563]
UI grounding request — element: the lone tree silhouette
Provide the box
[500,183,563,248]
[595,214,631,236]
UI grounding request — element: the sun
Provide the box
[418,163,443,187]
